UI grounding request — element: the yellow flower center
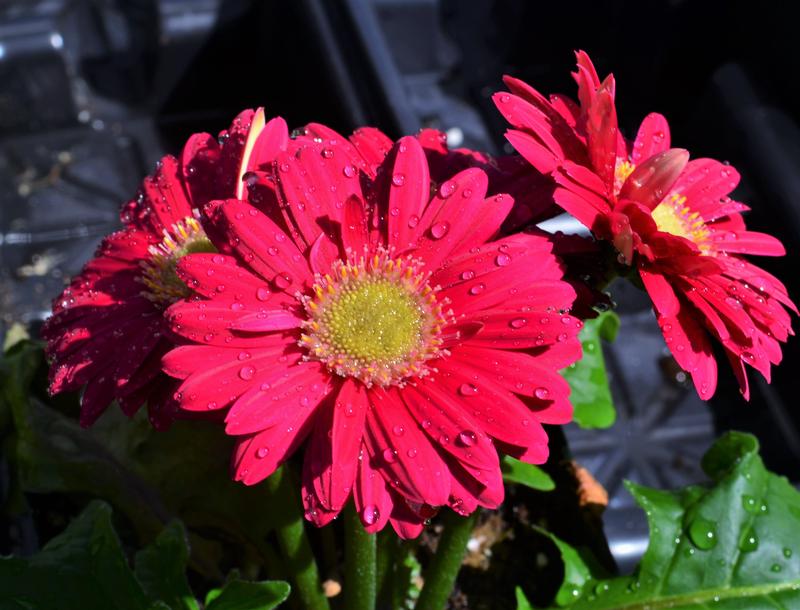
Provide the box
[614,159,636,195]
[300,250,450,386]
[140,217,216,306]
[651,194,713,255]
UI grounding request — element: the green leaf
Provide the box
[529,431,800,609]
[1,341,283,580]
[501,456,556,491]
[561,311,619,429]
[204,580,290,610]
[0,501,151,610]
[134,521,199,610]
[516,586,534,610]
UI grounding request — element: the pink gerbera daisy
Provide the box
[493,51,795,399]
[42,108,288,427]
[162,128,582,536]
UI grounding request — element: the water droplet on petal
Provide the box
[509,318,528,329]
[439,180,456,198]
[407,215,419,228]
[459,383,479,396]
[343,164,356,178]
[256,447,270,459]
[392,173,406,186]
[392,425,405,436]
[431,222,450,239]
[256,287,271,301]
[469,283,485,295]
[383,448,397,463]
[458,430,477,446]
[460,270,475,280]
[534,387,550,400]
[239,366,255,380]
[495,253,512,266]
[362,505,380,525]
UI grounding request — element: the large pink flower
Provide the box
[494,51,795,399]
[43,109,288,427]
[163,128,582,536]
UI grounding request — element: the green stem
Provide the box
[344,502,377,610]
[415,510,478,610]
[266,466,330,610]
[375,529,395,606]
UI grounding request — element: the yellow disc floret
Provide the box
[300,249,451,386]
[651,194,713,255]
[140,216,216,306]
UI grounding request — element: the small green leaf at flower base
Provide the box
[204,580,291,610]
[561,311,619,429]
[134,521,199,610]
[516,431,800,609]
[501,456,556,491]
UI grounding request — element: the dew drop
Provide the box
[688,517,717,550]
[495,253,512,266]
[362,505,380,525]
[737,527,758,552]
[321,148,334,159]
[469,283,486,295]
[458,430,477,446]
[534,387,550,400]
[256,287,271,301]
[392,425,405,436]
[509,318,528,329]
[431,222,450,239]
[382,448,397,463]
[391,173,406,186]
[256,447,270,459]
[458,383,479,396]
[343,164,356,178]
[238,366,255,380]
[460,270,475,280]
[439,180,456,198]
[407,215,419,228]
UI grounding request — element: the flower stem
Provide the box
[415,510,478,610]
[344,502,377,610]
[266,466,330,610]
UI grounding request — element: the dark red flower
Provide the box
[43,109,288,427]
[163,128,582,536]
[494,51,795,399]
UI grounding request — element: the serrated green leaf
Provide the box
[0,501,151,610]
[134,521,199,610]
[501,456,555,491]
[561,312,619,429]
[204,580,290,610]
[531,431,800,609]
[530,526,592,606]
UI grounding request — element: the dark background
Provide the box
[2,0,798,572]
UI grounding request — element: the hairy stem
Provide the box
[344,502,377,610]
[266,466,330,610]
[415,510,478,610]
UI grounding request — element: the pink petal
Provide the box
[631,113,671,164]
[640,267,681,317]
[387,137,430,252]
[400,383,499,472]
[309,232,341,275]
[224,363,329,435]
[215,199,313,290]
[364,388,451,507]
[411,167,490,269]
[340,195,370,255]
[306,380,367,512]
[504,129,559,174]
[176,253,295,309]
[618,149,689,210]
[228,310,302,332]
[354,442,394,532]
